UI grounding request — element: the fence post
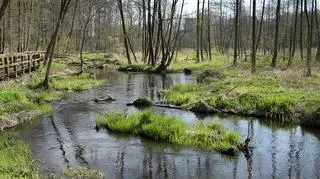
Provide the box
[4,57,8,80]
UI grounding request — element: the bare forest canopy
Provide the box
[0,0,319,75]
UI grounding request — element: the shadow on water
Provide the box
[18,70,320,178]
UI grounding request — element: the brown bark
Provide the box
[43,0,72,89]
[0,0,10,22]
[233,0,240,66]
[271,0,281,68]
[304,0,312,76]
[251,0,256,73]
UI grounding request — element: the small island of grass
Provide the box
[96,109,243,155]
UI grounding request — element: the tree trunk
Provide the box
[251,0,256,73]
[43,0,72,89]
[207,0,212,61]
[233,0,240,66]
[117,0,132,65]
[256,0,266,51]
[315,0,320,62]
[288,0,299,66]
[200,0,205,61]
[300,0,304,61]
[196,0,200,62]
[0,0,10,22]
[271,0,281,68]
[304,0,312,76]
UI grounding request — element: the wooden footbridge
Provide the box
[0,51,45,80]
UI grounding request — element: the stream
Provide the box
[19,70,320,178]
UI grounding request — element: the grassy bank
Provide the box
[0,55,106,177]
[96,109,243,154]
[0,57,105,130]
[162,53,320,127]
[0,131,40,178]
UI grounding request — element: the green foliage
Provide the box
[96,110,242,153]
[0,131,40,178]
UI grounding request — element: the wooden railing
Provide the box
[0,51,45,80]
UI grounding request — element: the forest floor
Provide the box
[0,53,110,178]
[161,52,320,128]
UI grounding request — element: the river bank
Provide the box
[0,54,111,178]
[18,71,320,178]
[119,53,320,128]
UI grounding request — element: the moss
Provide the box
[0,131,40,178]
[96,109,243,154]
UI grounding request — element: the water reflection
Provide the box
[19,71,320,178]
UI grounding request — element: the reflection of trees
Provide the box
[142,147,153,178]
[50,115,70,165]
[232,159,238,179]
[271,131,277,179]
[245,120,254,179]
[116,148,126,179]
[161,75,173,90]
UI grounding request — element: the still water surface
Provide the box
[19,70,320,178]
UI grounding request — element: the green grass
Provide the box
[1,59,104,122]
[162,54,320,125]
[0,131,40,178]
[51,73,104,91]
[96,109,243,154]
[0,55,107,178]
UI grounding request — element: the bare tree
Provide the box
[271,0,281,68]
[251,0,256,73]
[207,0,212,61]
[0,0,10,22]
[43,0,72,89]
[233,0,240,67]
[117,0,132,65]
[196,0,200,62]
[288,0,300,66]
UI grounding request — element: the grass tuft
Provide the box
[96,109,242,154]
[0,131,40,178]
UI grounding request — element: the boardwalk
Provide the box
[0,51,45,80]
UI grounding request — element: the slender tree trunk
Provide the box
[200,0,205,61]
[304,0,312,76]
[256,0,266,51]
[288,0,299,66]
[207,0,212,61]
[233,0,240,66]
[300,0,304,61]
[196,0,200,62]
[80,15,91,74]
[251,0,256,73]
[117,0,132,65]
[315,0,320,62]
[271,0,281,68]
[0,0,10,22]
[43,0,72,89]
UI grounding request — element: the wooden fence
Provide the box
[0,51,45,80]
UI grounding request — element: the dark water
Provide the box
[19,70,320,179]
